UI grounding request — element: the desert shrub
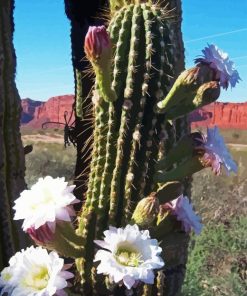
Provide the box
[24,141,76,187]
[181,147,247,295]
[181,217,247,296]
[232,132,240,140]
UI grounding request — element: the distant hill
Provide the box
[21,95,74,128]
[21,96,247,129]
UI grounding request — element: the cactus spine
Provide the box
[75,1,189,295]
[0,0,27,268]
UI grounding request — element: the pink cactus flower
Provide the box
[84,25,111,61]
[195,44,241,89]
[166,195,203,235]
[195,126,237,175]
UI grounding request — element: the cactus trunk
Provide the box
[73,1,190,295]
[0,0,27,269]
[64,0,108,202]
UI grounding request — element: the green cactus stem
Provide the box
[154,156,204,183]
[157,65,221,119]
[74,1,189,294]
[156,132,200,170]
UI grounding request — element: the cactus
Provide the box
[64,0,108,201]
[0,0,27,269]
[74,1,190,294]
[0,1,239,296]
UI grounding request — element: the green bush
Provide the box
[24,141,76,187]
[181,217,247,296]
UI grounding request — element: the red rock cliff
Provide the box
[21,95,74,128]
[189,102,247,129]
[21,98,43,124]
[21,97,247,129]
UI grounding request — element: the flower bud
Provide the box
[27,223,54,245]
[84,26,111,62]
[84,26,116,102]
[131,193,159,227]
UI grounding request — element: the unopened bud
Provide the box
[84,26,111,62]
[131,194,159,227]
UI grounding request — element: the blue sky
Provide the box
[14,0,247,102]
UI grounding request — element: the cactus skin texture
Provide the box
[0,0,27,269]
[76,1,189,295]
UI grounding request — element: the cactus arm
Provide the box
[154,156,203,183]
[157,74,196,111]
[94,66,117,102]
[156,135,195,170]
[163,81,220,120]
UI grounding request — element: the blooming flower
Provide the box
[0,251,24,295]
[197,126,238,175]
[195,44,241,89]
[94,224,164,290]
[165,195,203,235]
[155,127,237,184]
[13,176,79,244]
[0,246,73,296]
[157,44,240,120]
[84,26,111,62]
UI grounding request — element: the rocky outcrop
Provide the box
[21,97,247,129]
[21,98,43,124]
[189,102,247,129]
[21,95,74,128]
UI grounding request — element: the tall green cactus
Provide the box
[75,1,190,294]
[0,0,27,269]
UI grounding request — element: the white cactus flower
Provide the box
[195,44,241,89]
[13,176,79,233]
[94,224,164,290]
[0,251,24,295]
[0,246,73,296]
